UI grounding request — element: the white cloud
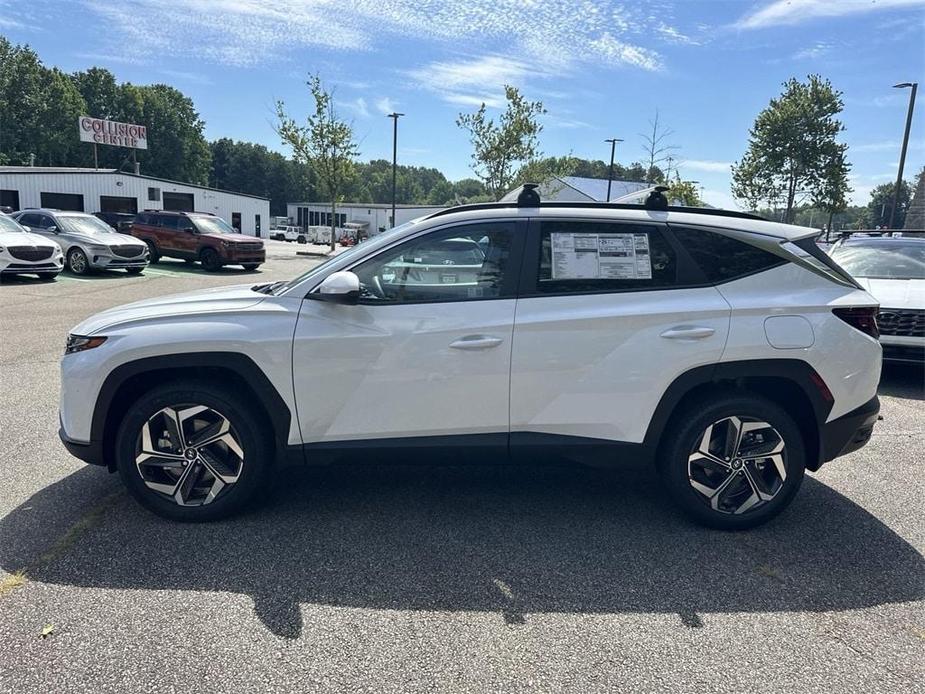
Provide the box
[375,97,397,116]
[69,0,667,74]
[852,139,925,153]
[792,41,833,60]
[680,159,733,173]
[736,0,925,30]
[338,97,370,118]
[406,55,532,108]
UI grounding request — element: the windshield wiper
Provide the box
[252,280,287,294]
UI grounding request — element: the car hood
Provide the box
[0,231,60,248]
[71,284,267,335]
[855,277,925,310]
[198,233,261,245]
[66,231,146,248]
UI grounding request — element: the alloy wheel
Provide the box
[69,249,87,274]
[687,416,787,515]
[135,405,244,506]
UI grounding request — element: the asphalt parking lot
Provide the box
[0,242,923,693]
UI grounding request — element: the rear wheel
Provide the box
[67,248,89,275]
[200,248,222,272]
[115,381,273,521]
[658,393,806,530]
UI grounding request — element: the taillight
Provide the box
[833,307,879,339]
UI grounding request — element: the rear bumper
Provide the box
[820,395,880,463]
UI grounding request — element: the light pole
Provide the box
[604,138,623,201]
[387,112,404,227]
[889,82,917,229]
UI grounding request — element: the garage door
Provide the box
[163,192,194,212]
[40,192,84,211]
[100,195,138,214]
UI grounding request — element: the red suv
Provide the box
[130,211,265,271]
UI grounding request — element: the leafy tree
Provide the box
[456,85,546,199]
[277,75,359,250]
[866,180,913,229]
[208,138,306,215]
[732,75,851,223]
[669,175,702,206]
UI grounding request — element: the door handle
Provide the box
[660,326,716,340]
[449,335,504,350]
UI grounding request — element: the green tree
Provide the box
[276,75,359,250]
[456,85,546,199]
[866,180,913,229]
[669,175,702,206]
[732,75,851,223]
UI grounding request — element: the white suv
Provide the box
[59,189,882,529]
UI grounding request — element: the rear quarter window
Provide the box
[671,226,785,283]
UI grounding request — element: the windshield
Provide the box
[830,243,925,280]
[191,216,237,235]
[57,214,114,236]
[0,215,26,233]
[271,218,423,295]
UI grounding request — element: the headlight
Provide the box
[65,334,107,355]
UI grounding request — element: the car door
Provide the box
[509,217,731,450]
[291,220,525,454]
[155,215,181,256]
[174,217,201,257]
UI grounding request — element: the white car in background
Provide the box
[829,236,925,364]
[270,225,307,243]
[0,212,64,281]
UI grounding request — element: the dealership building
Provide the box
[0,166,270,237]
[286,202,446,234]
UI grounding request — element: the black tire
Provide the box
[241,263,260,271]
[37,272,60,281]
[200,247,222,272]
[126,267,144,275]
[115,381,273,522]
[144,241,161,263]
[297,235,307,244]
[67,247,90,275]
[658,392,806,530]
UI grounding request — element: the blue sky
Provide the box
[2,0,924,208]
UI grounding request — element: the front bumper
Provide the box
[89,253,149,269]
[59,426,107,467]
[225,250,266,263]
[820,395,880,463]
[1,260,62,274]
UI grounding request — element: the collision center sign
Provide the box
[78,116,148,150]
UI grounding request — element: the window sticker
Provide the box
[550,232,652,280]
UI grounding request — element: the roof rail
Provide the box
[425,200,768,223]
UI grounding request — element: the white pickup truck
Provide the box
[269,226,307,243]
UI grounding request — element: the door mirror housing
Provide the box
[48,226,58,233]
[311,271,360,304]
[21,225,31,232]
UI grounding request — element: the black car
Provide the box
[94,211,136,233]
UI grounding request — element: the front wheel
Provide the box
[658,393,806,530]
[115,381,273,521]
[67,248,90,275]
[200,248,222,272]
[241,263,260,271]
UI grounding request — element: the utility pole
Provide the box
[387,112,404,227]
[889,82,917,229]
[604,138,623,201]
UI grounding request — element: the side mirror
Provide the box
[310,271,360,304]
[48,226,58,233]
[21,225,31,232]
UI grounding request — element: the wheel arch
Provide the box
[93,352,294,471]
[644,359,833,471]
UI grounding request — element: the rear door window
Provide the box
[533,220,679,294]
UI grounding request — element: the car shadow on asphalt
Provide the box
[879,363,924,401]
[2,462,923,639]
